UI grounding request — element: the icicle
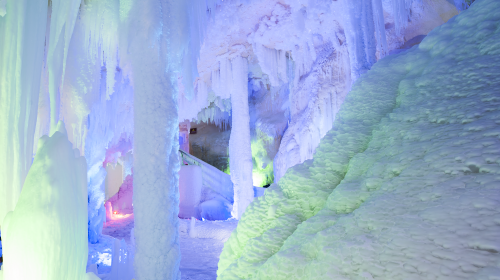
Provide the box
[372,0,388,58]
[254,44,288,87]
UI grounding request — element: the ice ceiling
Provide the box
[1,0,499,279]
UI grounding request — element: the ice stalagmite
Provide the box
[1,122,96,280]
[229,56,254,219]
[0,0,48,228]
[130,0,187,278]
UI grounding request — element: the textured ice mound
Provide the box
[217,1,500,279]
[0,122,98,280]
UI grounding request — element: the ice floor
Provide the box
[89,215,238,279]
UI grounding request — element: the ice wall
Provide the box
[1,122,96,280]
[217,1,500,278]
[0,0,48,228]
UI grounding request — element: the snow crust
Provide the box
[1,122,95,280]
[218,1,500,278]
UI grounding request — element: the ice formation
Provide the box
[228,56,255,220]
[107,175,134,215]
[0,0,48,229]
[217,1,500,278]
[0,122,96,280]
[177,0,461,191]
[1,0,494,278]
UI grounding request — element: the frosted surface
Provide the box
[1,122,95,280]
[129,0,186,278]
[218,1,500,279]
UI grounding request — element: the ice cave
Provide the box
[0,0,499,279]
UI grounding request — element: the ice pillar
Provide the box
[0,0,48,228]
[229,56,254,219]
[130,0,186,278]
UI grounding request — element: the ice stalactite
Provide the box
[130,0,189,277]
[53,0,132,244]
[372,0,388,59]
[273,42,351,182]
[47,0,81,133]
[343,0,378,81]
[1,122,96,280]
[253,45,288,87]
[392,0,416,36]
[179,79,209,123]
[0,0,48,228]
[228,56,254,219]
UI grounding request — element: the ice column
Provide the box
[0,0,48,228]
[130,0,185,278]
[229,56,254,219]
